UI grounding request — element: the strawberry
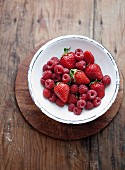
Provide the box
[85,63,103,81]
[60,48,75,69]
[54,82,70,102]
[84,51,95,64]
[70,69,90,85]
[90,82,105,99]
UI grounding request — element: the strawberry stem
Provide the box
[64,47,71,54]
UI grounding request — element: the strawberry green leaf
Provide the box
[89,79,99,86]
[67,81,71,85]
[56,82,60,86]
[69,69,77,82]
[64,47,71,54]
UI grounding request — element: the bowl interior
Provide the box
[28,36,120,124]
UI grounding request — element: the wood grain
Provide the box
[0,0,125,169]
[15,45,123,140]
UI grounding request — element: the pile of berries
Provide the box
[41,48,111,115]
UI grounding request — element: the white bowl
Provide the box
[28,35,120,124]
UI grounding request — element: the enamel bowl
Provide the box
[28,35,120,124]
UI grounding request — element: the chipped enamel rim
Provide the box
[28,35,120,124]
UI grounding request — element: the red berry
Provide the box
[43,64,48,71]
[72,69,90,85]
[60,52,75,69]
[45,79,54,89]
[75,48,83,54]
[90,82,105,99]
[85,101,94,110]
[77,100,86,109]
[56,98,65,107]
[79,85,88,94]
[68,103,75,111]
[49,93,57,102]
[87,90,97,100]
[63,68,70,74]
[67,93,78,104]
[102,75,111,86]
[70,84,79,93]
[75,60,86,70]
[52,73,61,82]
[84,51,94,64]
[80,93,88,101]
[62,74,70,83]
[75,52,84,61]
[40,77,45,86]
[54,64,64,75]
[54,82,70,103]
[85,64,103,81]
[93,97,101,107]
[43,70,52,80]
[47,60,56,70]
[51,56,59,64]
[43,88,51,98]
[73,107,82,115]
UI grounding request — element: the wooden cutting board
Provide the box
[15,46,123,140]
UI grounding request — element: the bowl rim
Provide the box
[28,35,120,124]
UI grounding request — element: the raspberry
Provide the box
[70,84,79,93]
[43,64,48,71]
[80,94,88,101]
[75,52,84,61]
[77,100,86,109]
[52,73,61,82]
[87,90,97,100]
[49,93,57,102]
[51,56,59,64]
[67,93,78,104]
[63,68,70,74]
[68,103,75,111]
[75,60,86,70]
[79,85,88,94]
[75,48,83,54]
[43,88,51,98]
[73,107,82,115]
[40,77,45,86]
[45,79,54,89]
[47,60,56,70]
[93,97,101,107]
[85,101,94,110]
[54,64,64,75]
[42,70,52,80]
[102,75,111,86]
[62,74,70,83]
[56,98,65,107]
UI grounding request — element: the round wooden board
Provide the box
[15,47,123,140]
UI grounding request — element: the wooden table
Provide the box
[0,0,125,169]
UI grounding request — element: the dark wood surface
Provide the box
[0,0,125,169]
[15,46,123,140]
